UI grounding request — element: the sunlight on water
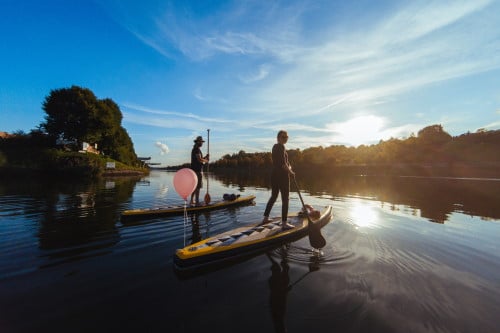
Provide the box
[349,200,379,228]
[155,184,169,199]
[1,172,499,333]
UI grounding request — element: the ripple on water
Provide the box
[267,243,356,269]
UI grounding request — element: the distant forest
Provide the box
[209,125,500,177]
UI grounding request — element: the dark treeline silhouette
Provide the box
[211,125,500,178]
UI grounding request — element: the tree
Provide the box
[417,124,452,146]
[40,86,137,164]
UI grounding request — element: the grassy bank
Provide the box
[0,148,148,178]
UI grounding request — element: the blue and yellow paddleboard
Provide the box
[174,205,333,271]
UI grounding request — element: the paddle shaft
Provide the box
[292,175,312,225]
[206,129,210,173]
[204,129,211,204]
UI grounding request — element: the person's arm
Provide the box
[196,151,209,164]
[282,148,294,175]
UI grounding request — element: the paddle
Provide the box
[204,129,211,205]
[292,175,326,249]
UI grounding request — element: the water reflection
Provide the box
[156,183,169,199]
[214,171,500,224]
[350,201,380,228]
[202,170,500,227]
[0,176,140,255]
[2,171,498,332]
[267,246,322,333]
[190,214,202,244]
[267,250,290,333]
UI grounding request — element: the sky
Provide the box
[1,0,499,166]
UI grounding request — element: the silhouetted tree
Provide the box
[417,124,452,146]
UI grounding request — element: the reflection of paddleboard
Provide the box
[174,205,332,271]
[121,195,256,220]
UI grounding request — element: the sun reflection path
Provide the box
[350,201,380,228]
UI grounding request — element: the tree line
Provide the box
[211,125,500,177]
[2,85,499,178]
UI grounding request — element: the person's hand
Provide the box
[205,154,210,160]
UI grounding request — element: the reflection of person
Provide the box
[190,136,209,206]
[263,130,295,229]
[190,214,202,244]
[267,252,291,333]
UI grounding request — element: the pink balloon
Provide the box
[173,168,198,200]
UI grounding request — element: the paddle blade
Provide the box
[204,193,211,205]
[292,175,327,249]
[308,221,326,249]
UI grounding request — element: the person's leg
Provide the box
[280,177,294,229]
[195,172,203,205]
[195,189,200,205]
[280,185,289,222]
[263,180,279,221]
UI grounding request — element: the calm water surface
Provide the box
[0,171,499,333]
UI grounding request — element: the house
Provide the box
[0,131,12,139]
[81,142,100,154]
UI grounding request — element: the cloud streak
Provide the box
[97,0,500,163]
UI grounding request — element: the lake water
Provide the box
[0,171,499,333]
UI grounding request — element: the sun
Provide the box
[330,115,385,146]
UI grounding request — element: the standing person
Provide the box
[263,130,295,229]
[190,136,209,206]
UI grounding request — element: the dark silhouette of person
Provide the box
[267,252,291,333]
[190,214,202,244]
[263,130,295,230]
[190,136,209,206]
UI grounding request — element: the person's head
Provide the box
[194,136,205,146]
[277,130,288,143]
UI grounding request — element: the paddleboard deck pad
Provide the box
[174,205,332,272]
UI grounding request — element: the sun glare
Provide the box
[350,202,379,228]
[331,115,385,146]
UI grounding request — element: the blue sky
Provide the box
[1,0,499,166]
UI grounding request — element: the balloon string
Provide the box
[183,200,188,247]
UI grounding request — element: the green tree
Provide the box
[40,86,138,165]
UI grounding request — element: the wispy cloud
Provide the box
[122,103,232,125]
[484,120,500,130]
[239,64,272,83]
[104,0,500,114]
[247,0,500,118]
[99,0,500,162]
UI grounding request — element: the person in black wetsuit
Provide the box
[263,130,295,230]
[190,136,209,206]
